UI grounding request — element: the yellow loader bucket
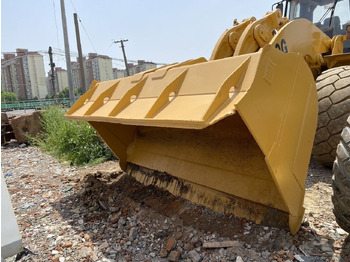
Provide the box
[66,45,317,234]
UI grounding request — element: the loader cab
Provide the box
[284,0,350,51]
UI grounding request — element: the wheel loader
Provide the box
[66,0,350,234]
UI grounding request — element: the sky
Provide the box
[1,0,279,72]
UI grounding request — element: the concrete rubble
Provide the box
[6,111,42,144]
[1,143,350,261]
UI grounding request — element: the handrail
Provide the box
[1,98,72,111]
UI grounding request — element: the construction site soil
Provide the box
[2,142,350,262]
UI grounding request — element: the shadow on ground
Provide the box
[305,157,333,189]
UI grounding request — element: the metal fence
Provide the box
[1,99,71,111]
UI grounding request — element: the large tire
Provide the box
[332,116,350,233]
[312,66,350,167]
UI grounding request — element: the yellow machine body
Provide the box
[66,10,348,233]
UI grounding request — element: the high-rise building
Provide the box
[127,60,157,76]
[1,49,47,99]
[113,68,126,79]
[112,60,157,79]
[71,57,88,92]
[55,67,69,92]
[46,67,69,96]
[85,53,113,86]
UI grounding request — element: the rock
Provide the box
[336,228,347,235]
[168,250,180,262]
[236,256,244,262]
[159,248,168,258]
[65,241,72,248]
[166,236,176,251]
[99,200,108,210]
[84,182,93,188]
[187,250,201,262]
[118,216,126,226]
[261,250,269,259]
[321,244,333,252]
[109,206,119,212]
[101,258,114,262]
[10,111,42,143]
[115,245,121,251]
[52,250,59,255]
[84,233,91,241]
[91,253,98,261]
[294,255,305,262]
[286,252,294,260]
[149,252,156,257]
[129,227,138,241]
[190,235,199,245]
[100,241,109,250]
[184,243,194,251]
[110,212,121,223]
[78,247,91,258]
[175,231,183,240]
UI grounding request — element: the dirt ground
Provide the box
[75,157,350,260]
[2,143,350,261]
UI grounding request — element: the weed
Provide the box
[29,106,114,165]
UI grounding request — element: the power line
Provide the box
[78,18,98,53]
[39,49,168,66]
[69,0,78,13]
[2,50,168,67]
[52,0,61,50]
[68,0,98,54]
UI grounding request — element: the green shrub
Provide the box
[1,90,18,102]
[30,105,114,166]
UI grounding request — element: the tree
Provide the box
[57,87,70,99]
[46,94,54,99]
[56,87,79,99]
[1,89,18,103]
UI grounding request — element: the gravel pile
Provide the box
[2,143,349,262]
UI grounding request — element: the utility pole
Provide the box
[73,13,87,94]
[48,46,56,100]
[113,39,130,76]
[60,0,75,105]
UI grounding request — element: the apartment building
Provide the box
[112,60,157,79]
[128,60,157,76]
[71,57,92,92]
[55,67,69,92]
[1,49,47,99]
[113,68,126,79]
[85,53,113,86]
[46,67,69,95]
